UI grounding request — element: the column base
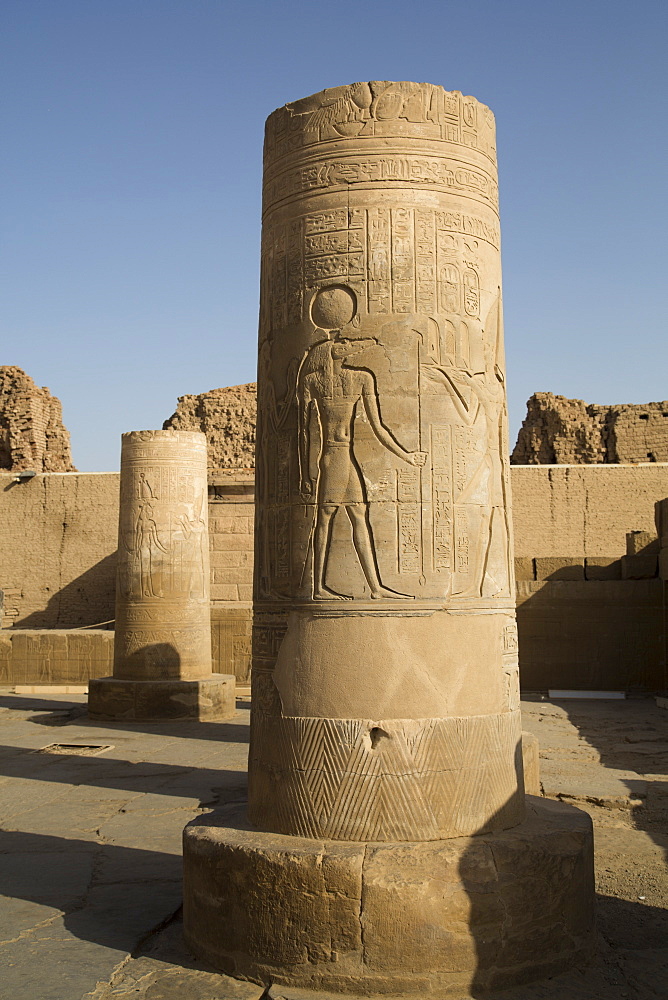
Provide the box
[183,796,595,996]
[88,674,236,721]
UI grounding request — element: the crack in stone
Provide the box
[0,908,63,946]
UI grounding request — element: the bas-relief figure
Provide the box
[254,83,513,609]
[119,471,208,602]
[256,279,512,605]
[297,286,427,601]
[114,431,212,678]
[182,84,595,994]
[248,82,524,847]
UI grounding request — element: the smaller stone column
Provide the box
[89,430,235,721]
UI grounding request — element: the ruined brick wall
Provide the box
[609,403,668,463]
[163,383,256,469]
[511,392,668,464]
[0,367,76,472]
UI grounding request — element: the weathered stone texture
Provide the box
[0,629,113,685]
[516,579,664,691]
[511,464,668,558]
[512,391,668,465]
[183,797,594,995]
[247,80,522,844]
[183,80,598,995]
[0,366,75,472]
[3,465,668,695]
[163,384,256,470]
[88,430,236,722]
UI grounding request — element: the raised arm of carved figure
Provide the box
[360,372,427,466]
[421,363,478,425]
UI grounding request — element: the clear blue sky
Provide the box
[2,0,666,471]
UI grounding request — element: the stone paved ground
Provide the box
[0,690,666,1000]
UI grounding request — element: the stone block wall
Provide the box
[511,464,668,557]
[0,630,114,685]
[2,466,668,691]
[0,623,251,687]
[516,580,664,691]
[208,472,254,602]
[0,472,119,629]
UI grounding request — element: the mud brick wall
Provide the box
[512,393,668,465]
[163,384,256,470]
[0,366,76,472]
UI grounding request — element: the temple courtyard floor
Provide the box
[0,689,666,1000]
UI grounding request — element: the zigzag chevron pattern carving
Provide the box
[249,709,525,841]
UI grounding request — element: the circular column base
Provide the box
[183,796,595,996]
[88,674,236,721]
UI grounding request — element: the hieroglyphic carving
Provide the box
[252,82,523,847]
[258,204,511,603]
[265,82,497,165]
[396,469,421,574]
[263,155,499,212]
[262,207,499,346]
[114,431,213,680]
[430,426,453,573]
[367,208,391,313]
[297,288,426,600]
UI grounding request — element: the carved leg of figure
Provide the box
[313,504,350,599]
[346,505,412,599]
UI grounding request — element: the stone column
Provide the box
[88,430,235,721]
[184,84,594,993]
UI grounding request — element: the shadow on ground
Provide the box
[0,693,251,743]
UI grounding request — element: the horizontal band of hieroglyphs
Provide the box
[117,626,210,653]
[264,206,500,253]
[249,710,523,841]
[119,605,210,623]
[263,155,498,210]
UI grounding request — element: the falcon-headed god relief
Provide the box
[297,286,426,600]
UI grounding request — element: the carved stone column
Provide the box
[183,84,594,993]
[88,430,235,721]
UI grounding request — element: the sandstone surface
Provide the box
[88,430,235,721]
[163,384,256,469]
[0,366,75,471]
[512,392,668,464]
[184,81,595,993]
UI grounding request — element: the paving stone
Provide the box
[0,689,666,1000]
